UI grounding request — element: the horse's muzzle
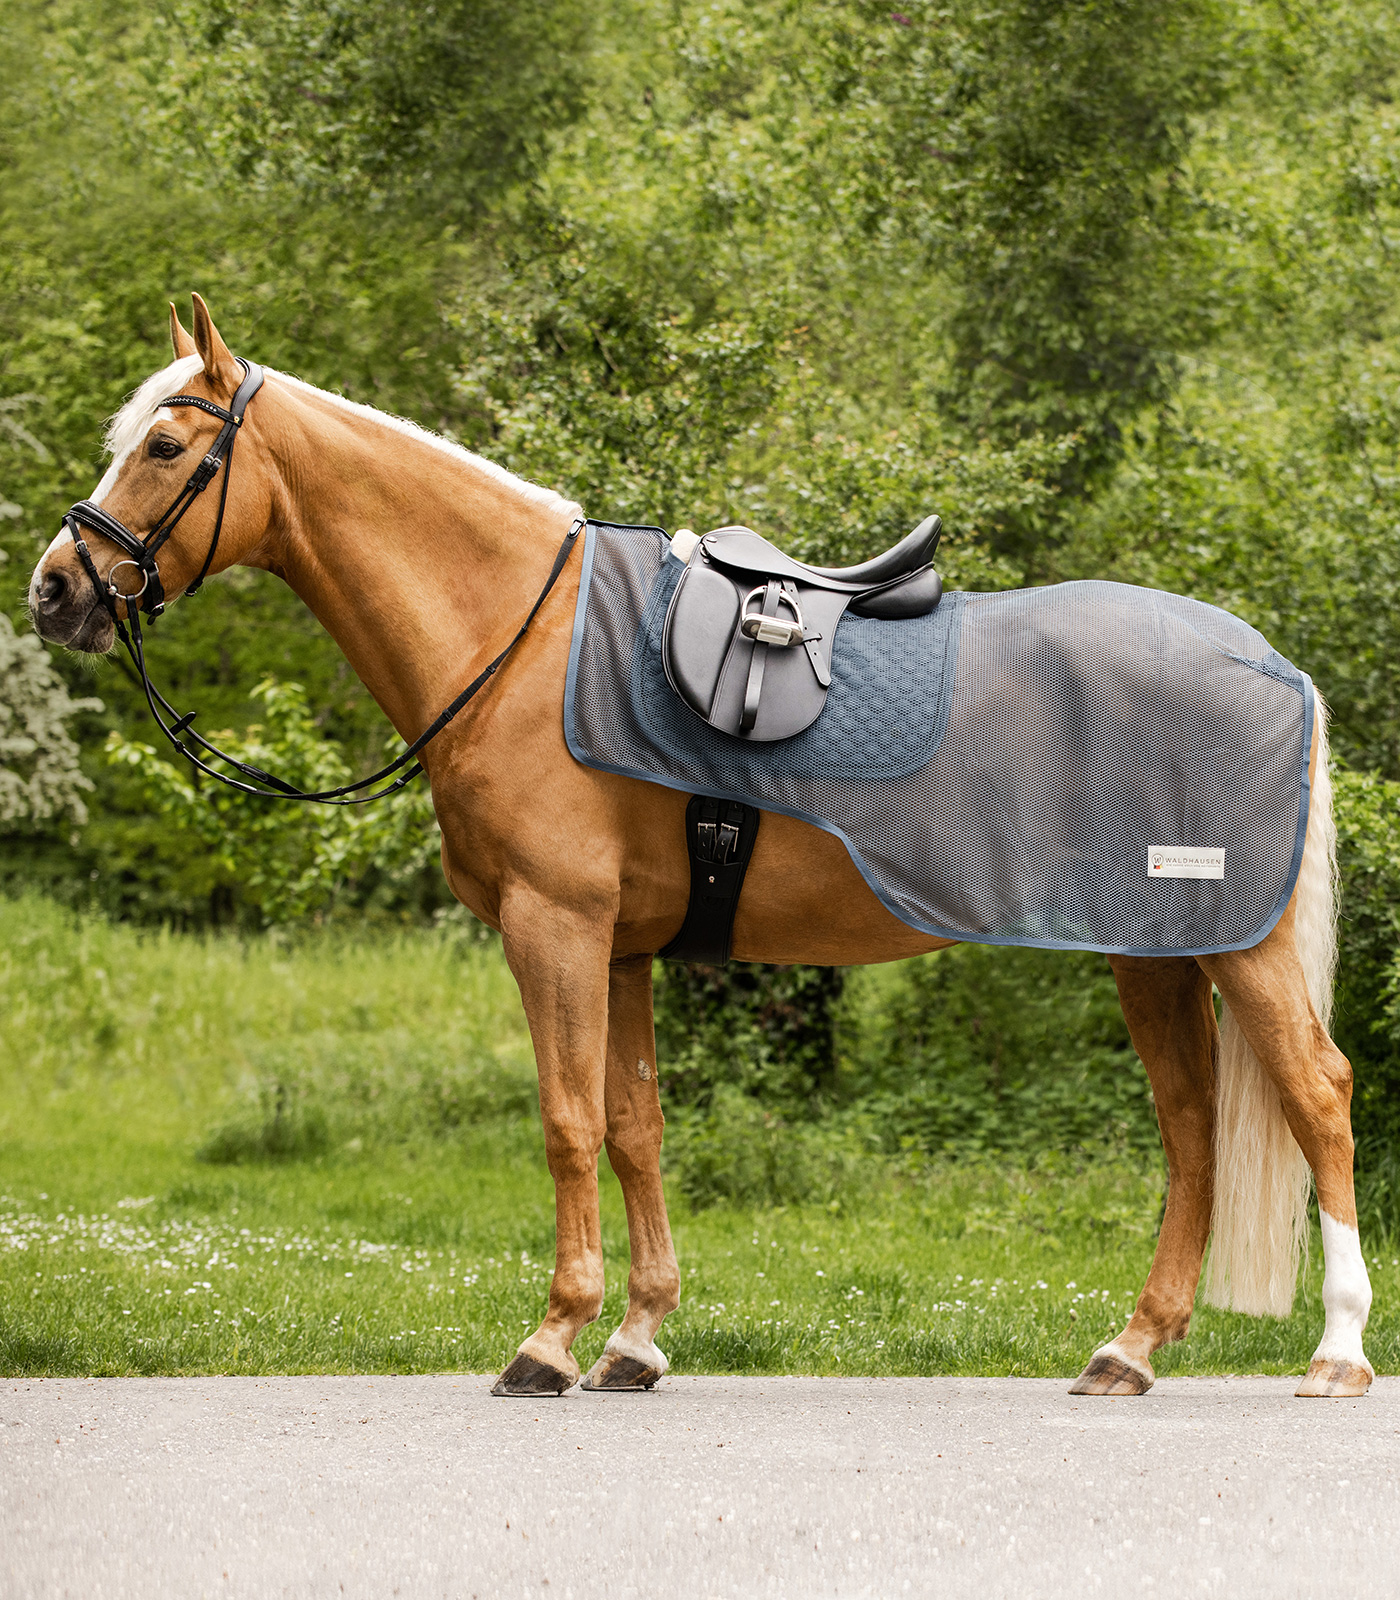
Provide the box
[29,545,115,652]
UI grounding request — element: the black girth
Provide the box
[62,356,584,806]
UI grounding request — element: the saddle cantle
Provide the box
[661,514,943,740]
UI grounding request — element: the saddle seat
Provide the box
[662,514,943,741]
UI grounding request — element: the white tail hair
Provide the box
[1202,693,1335,1318]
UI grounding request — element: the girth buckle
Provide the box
[692,819,741,863]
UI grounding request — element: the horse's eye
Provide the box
[149,438,183,460]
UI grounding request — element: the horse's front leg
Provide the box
[492,890,614,1396]
[582,954,680,1391]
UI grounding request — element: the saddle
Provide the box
[661,514,943,741]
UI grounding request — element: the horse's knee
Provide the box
[604,1109,665,1181]
[543,1115,607,1180]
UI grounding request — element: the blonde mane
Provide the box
[100,355,568,513]
[103,354,204,460]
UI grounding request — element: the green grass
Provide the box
[2,894,1396,1378]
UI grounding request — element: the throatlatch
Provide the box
[659,796,761,965]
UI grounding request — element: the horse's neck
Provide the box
[258,380,579,742]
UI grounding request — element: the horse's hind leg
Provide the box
[1070,956,1218,1395]
[581,954,680,1391]
[1201,929,1374,1397]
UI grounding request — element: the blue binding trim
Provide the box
[563,522,1316,958]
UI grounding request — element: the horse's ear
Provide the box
[169,302,198,361]
[189,292,241,394]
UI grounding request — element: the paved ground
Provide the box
[3,1375,1397,1599]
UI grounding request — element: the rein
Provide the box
[63,363,585,806]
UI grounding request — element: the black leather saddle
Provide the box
[661,514,943,741]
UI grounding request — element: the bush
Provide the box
[661,1087,876,1211]
[846,944,1158,1159]
[1332,768,1400,1151]
[196,1077,331,1165]
[195,1036,540,1166]
[654,961,845,1118]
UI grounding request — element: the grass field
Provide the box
[2,895,1395,1379]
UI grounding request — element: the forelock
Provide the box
[103,354,205,463]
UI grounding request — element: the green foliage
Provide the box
[180,0,590,214]
[654,962,846,1117]
[1332,768,1400,1159]
[759,0,1239,491]
[0,892,535,1150]
[847,945,1157,1158]
[194,1039,539,1166]
[452,238,790,529]
[653,946,1155,1210]
[660,1087,876,1211]
[0,615,102,825]
[196,1077,331,1165]
[105,679,443,925]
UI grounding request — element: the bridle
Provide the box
[62,360,585,805]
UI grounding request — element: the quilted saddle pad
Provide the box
[564,521,1314,955]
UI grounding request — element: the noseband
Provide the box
[62,357,584,806]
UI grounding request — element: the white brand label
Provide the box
[1148,846,1224,880]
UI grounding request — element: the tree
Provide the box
[0,615,101,826]
[180,0,592,216]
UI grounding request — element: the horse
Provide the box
[28,295,1374,1399]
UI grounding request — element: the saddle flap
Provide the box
[663,558,742,720]
[663,551,849,741]
[709,586,849,740]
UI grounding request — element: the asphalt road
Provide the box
[3,1374,1397,1599]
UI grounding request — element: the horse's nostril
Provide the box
[39,570,67,607]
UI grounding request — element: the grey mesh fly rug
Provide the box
[564,521,1314,956]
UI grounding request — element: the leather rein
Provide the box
[63,360,584,806]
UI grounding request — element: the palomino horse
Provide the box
[29,297,1374,1399]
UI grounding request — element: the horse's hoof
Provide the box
[1296,1358,1373,1398]
[1068,1344,1155,1396]
[491,1353,576,1397]
[581,1353,663,1392]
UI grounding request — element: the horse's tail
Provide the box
[1202,693,1335,1318]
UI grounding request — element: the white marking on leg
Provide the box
[1092,1338,1154,1384]
[1313,1210,1373,1369]
[584,1326,669,1387]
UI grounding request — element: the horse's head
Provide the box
[29,295,275,652]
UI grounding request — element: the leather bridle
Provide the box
[62,359,585,805]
